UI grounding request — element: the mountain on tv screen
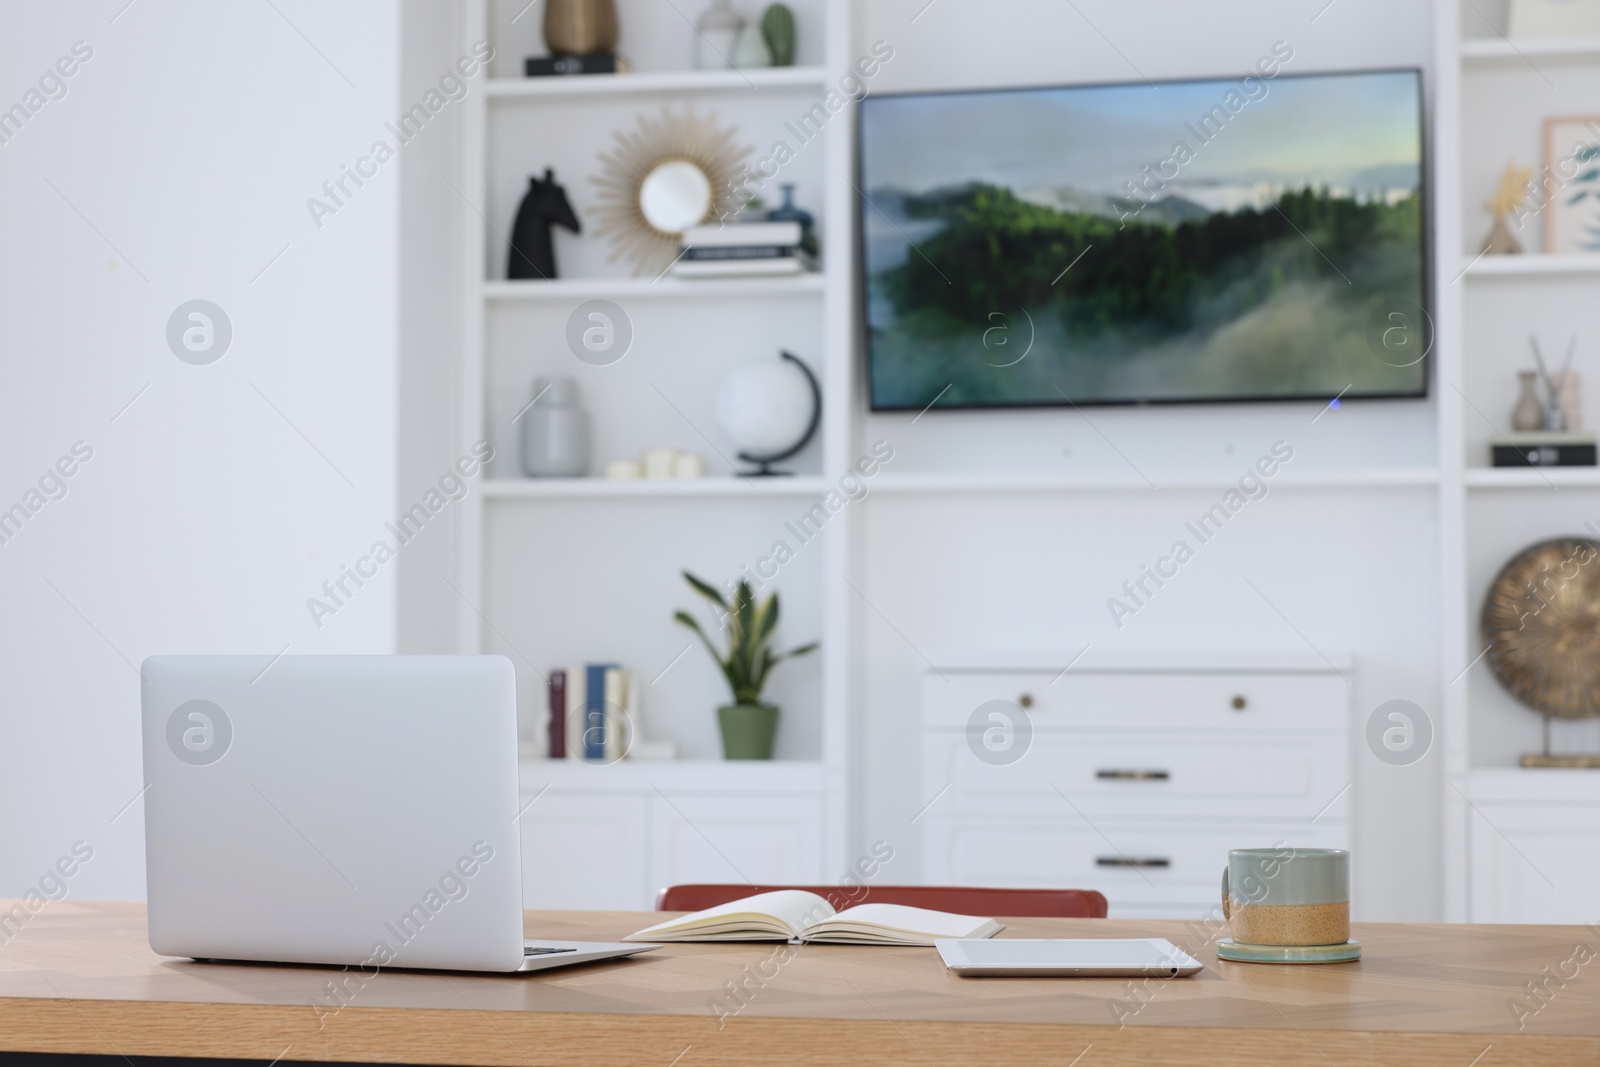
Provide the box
[857,68,1429,411]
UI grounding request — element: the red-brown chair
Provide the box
[654,884,1108,918]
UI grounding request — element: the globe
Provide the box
[716,357,816,460]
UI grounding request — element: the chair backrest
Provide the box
[654,884,1108,918]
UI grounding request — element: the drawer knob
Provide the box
[1231,695,1248,711]
[1096,856,1171,868]
[1018,693,1034,708]
[1095,769,1171,781]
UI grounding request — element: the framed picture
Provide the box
[1509,0,1600,38]
[1544,115,1600,254]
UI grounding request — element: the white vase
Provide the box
[731,22,773,68]
[694,0,741,69]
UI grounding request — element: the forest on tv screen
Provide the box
[869,183,1425,407]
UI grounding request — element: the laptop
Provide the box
[140,654,658,973]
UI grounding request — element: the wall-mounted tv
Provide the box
[858,67,1429,411]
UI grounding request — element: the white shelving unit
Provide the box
[455,0,852,908]
[1442,1,1600,922]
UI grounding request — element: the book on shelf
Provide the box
[671,220,817,277]
[623,890,1003,946]
[546,669,567,759]
[682,221,802,247]
[544,663,677,762]
[1492,431,1597,467]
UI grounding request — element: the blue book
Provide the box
[584,663,617,761]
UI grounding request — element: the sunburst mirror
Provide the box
[590,107,751,275]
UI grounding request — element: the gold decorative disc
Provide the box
[1481,538,1600,721]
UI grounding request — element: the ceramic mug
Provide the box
[1221,847,1350,947]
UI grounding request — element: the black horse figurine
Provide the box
[507,168,580,280]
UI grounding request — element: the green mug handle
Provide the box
[1220,866,1230,920]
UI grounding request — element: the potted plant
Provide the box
[674,571,817,759]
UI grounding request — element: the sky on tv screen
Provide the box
[860,70,1427,410]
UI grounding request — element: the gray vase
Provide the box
[521,377,590,477]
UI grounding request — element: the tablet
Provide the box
[936,938,1204,977]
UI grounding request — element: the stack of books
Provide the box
[546,665,675,761]
[672,221,816,278]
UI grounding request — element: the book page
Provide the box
[803,903,1000,941]
[624,890,834,941]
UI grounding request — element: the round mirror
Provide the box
[638,159,712,234]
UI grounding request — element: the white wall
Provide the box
[0,0,400,899]
[851,0,1443,921]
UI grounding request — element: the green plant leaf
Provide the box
[683,570,728,607]
[783,641,820,658]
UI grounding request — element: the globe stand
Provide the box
[735,351,821,477]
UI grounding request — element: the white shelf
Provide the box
[1465,467,1600,488]
[485,274,824,302]
[1461,36,1600,62]
[518,755,826,793]
[486,67,828,100]
[869,468,1440,494]
[484,476,830,499]
[1463,254,1600,277]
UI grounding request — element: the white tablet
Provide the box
[936,938,1204,977]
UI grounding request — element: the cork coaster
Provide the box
[1216,939,1362,964]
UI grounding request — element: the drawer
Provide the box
[924,732,1350,820]
[921,817,1350,910]
[923,670,1347,732]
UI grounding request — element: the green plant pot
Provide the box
[718,703,779,760]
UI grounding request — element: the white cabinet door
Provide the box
[1469,804,1600,923]
[519,792,651,910]
[649,794,824,892]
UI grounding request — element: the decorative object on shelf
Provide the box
[643,447,678,479]
[1493,432,1598,466]
[1512,370,1545,431]
[674,571,818,760]
[1544,116,1600,254]
[590,107,751,274]
[1481,161,1531,255]
[507,169,581,281]
[731,22,773,68]
[1482,538,1600,767]
[547,668,568,759]
[716,351,821,476]
[693,0,742,69]
[760,3,797,66]
[525,54,623,76]
[1509,0,1600,37]
[605,449,706,480]
[520,377,591,477]
[1557,368,1584,432]
[543,0,619,56]
[674,220,813,277]
[765,183,817,255]
[1531,334,1578,430]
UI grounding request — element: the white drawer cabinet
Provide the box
[923,670,1348,732]
[921,656,1351,918]
[517,760,827,909]
[924,732,1348,820]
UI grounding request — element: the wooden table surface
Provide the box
[0,902,1597,1066]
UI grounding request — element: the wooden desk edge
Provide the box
[2,997,1597,1067]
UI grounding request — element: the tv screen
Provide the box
[858,68,1429,411]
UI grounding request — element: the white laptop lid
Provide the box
[141,655,526,972]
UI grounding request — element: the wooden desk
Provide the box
[0,903,1597,1066]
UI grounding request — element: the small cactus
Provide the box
[761,3,796,67]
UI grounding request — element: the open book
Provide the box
[623,890,1002,946]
